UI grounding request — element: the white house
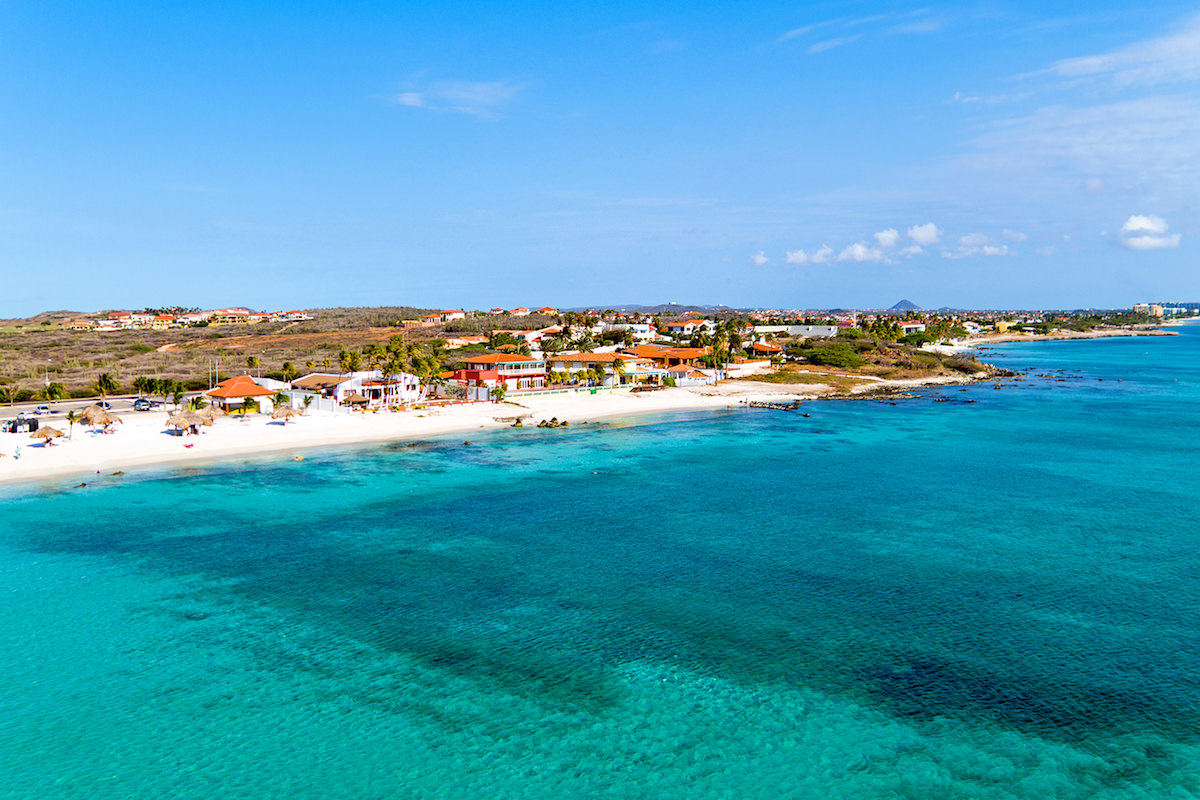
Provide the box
[288,370,423,411]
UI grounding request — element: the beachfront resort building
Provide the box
[545,352,665,387]
[288,371,422,411]
[620,345,712,368]
[450,354,546,398]
[205,374,278,412]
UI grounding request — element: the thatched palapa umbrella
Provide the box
[30,426,64,445]
[80,406,123,428]
[271,405,302,423]
[166,411,204,435]
[196,405,222,423]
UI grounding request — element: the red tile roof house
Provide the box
[451,354,546,401]
[660,320,703,337]
[205,374,277,412]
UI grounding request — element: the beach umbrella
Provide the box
[271,405,302,422]
[30,426,64,444]
[197,405,222,422]
[79,405,106,424]
[90,409,122,427]
[165,411,197,433]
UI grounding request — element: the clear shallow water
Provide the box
[3,327,1200,798]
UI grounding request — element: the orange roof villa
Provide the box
[205,375,276,410]
[451,353,545,399]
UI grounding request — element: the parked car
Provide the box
[34,405,51,415]
[17,411,36,420]
[132,398,151,411]
[94,401,112,410]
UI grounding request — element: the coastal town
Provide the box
[0,300,1185,483]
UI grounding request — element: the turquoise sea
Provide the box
[4,326,1200,799]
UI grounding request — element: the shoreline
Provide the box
[965,327,1176,345]
[0,374,965,488]
[0,389,738,488]
[0,324,1173,488]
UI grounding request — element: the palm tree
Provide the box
[712,331,729,379]
[273,390,289,408]
[490,383,507,403]
[188,395,207,410]
[153,378,171,407]
[421,369,446,401]
[43,382,65,402]
[281,361,297,381]
[66,409,77,440]
[95,373,119,401]
[338,349,362,375]
[611,358,626,387]
[246,355,259,372]
[171,384,186,409]
[0,386,11,407]
[363,344,386,372]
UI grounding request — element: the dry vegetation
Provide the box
[745,335,990,390]
[0,307,451,398]
[746,367,876,392]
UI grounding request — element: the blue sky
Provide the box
[1,1,1197,314]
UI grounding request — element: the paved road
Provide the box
[1,394,204,420]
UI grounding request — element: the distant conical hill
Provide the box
[890,299,921,311]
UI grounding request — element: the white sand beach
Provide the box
[0,373,993,487]
[0,388,742,487]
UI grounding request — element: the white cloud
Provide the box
[751,251,770,266]
[837,242,886,263]
[1002,229,1028,242]
[1036,246,1058,256]
[943,233,1012,259]
[968,96,1200,185]
[785,245,833,265]
[1047,14,1200,88]
[392,80,522,117]
[779,23,821,41]
[874,228,900,248]
[807,36,860,54]
[900,244,925,257]
[1122,214,1169,235]
[1117,215,1181,249]
[907,222,941,246]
